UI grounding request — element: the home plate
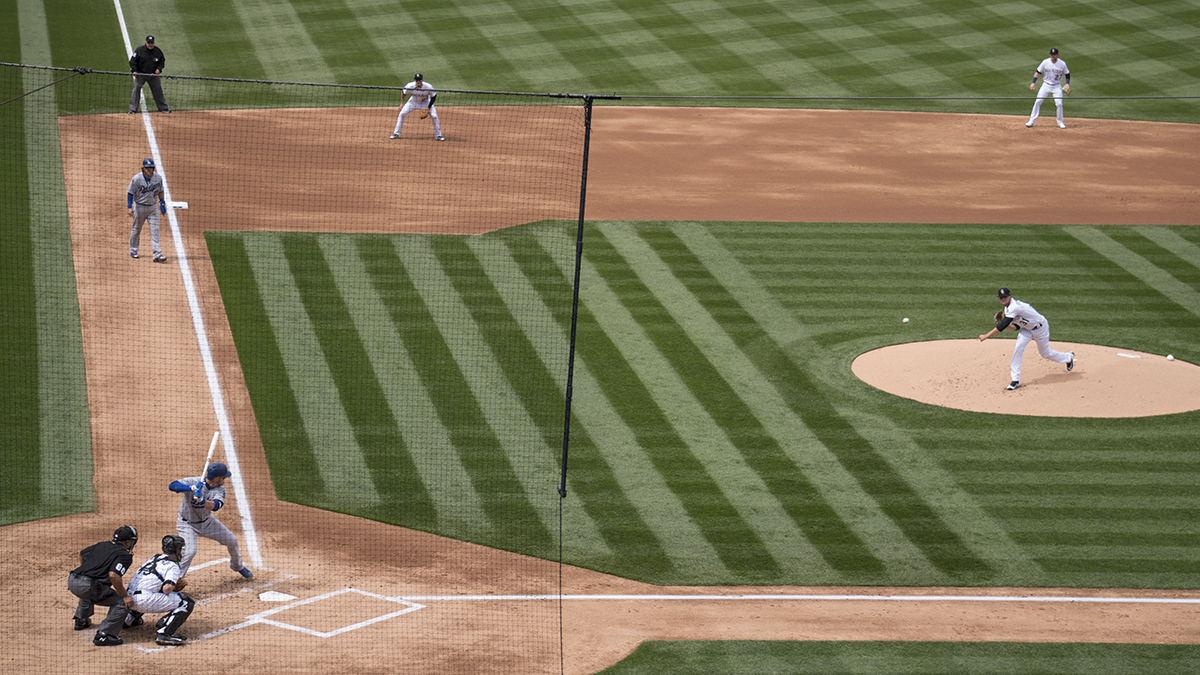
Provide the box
[260,591,299,602]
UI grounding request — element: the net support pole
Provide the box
[558,95,597,500]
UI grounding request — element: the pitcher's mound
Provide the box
[852,340,1200,418]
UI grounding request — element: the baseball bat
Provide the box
[201,430,219,479]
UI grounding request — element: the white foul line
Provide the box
[398,593,1200,605]
[113,0,261,568]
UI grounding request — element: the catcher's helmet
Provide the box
[113,525,139,545]
[162,534,185,556]
[142,158,155,169]
[206,462,233,480]
[998,287,1012,298]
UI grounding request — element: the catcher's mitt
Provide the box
[418,110,429,119]
[1063,83,1071,96]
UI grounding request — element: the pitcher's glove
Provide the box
[995,311,1016,331]
[994,311,1005,327]
[1063,83,1071,96]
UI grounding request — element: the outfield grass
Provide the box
[208,222,1200,589]
[598,640,1200,674]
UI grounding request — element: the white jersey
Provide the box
[1004,298,1047,331]
[127,171,164,206]
[129,554,182,595]
[1037,58,1069,87]
[403,81,435,107]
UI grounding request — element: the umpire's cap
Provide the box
[998,287,1012,298]
[142,158,155,169]
[113,525,139,545]
[206,462,233,480]
[146,36,155,44]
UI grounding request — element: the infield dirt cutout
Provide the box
[10,107,1200,674]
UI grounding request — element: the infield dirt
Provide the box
[8,107,1199,674]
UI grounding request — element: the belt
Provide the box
[185,518,208,524]
[133,590,144,595]
[1031,324,1042,330]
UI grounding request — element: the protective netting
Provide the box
[3,63,587,673]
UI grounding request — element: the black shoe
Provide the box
[1067,352,1075,372]
[73,617,91,631]
[93,632,123,646]
[1006,381,1020,391]
[155,633,186,646]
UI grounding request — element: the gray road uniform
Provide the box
[127,159,167,261]
[169,464,251,578]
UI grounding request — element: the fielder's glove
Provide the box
[1063,83,1071,96]
[418,109,429,119]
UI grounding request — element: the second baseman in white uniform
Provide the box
[124,535,195,646]
[978,287,1074,390]
[1027,47,1070,129]
[391,73,444,141]
[168,462,253,579]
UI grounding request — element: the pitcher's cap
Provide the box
[998,287,1012,298]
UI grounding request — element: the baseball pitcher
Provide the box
[169,462,253,579]
[978,287,1074,390]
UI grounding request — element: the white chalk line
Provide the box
[399,593,1200,605]
[113,0,262,569]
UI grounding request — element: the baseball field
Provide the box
[4,0,1200,673]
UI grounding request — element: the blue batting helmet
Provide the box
[206,462,233,480]
[142,158,155,169]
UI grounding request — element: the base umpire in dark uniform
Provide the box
[129,35,171,113]
[67,525,138,646]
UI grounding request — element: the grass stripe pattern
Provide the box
[210,221,1200,588]
[98,0,1200,121]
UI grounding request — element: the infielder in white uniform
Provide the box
[127,157,168,262]
[978,287,1074,390]
[1027,47,1070,129]
[168,462,253,579]
[391,73,444,141]
[125,535,194,646]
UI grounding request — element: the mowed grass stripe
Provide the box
[357,236,550,550]
[176,0,267,80]
[291,0,395,85]
[224,0,336,83]
[583,231,834,579]
[412,235,574,542]
[1066,226,1200,317]
[281,234,428,517]
[676,223,992,578]
[317,235,487,528]
[532,230,770,579]
[206,233,326,502]
[495,232,681,578]
[600,224,884,575]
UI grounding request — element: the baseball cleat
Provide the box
[1025,122,1034,127]
[93,632,123,646]
[1057,122,1066,128]
[1006,381,1020,391]
[390,134,400,139]
[74,617,92,631]
[1067,352,1075,371]
[238,567,254,579]
[436,135,445,141]
[155,633,187,646]
[153,254,167,263]
[130,250,139,258]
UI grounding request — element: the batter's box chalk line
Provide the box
[243,588,425,639]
